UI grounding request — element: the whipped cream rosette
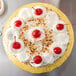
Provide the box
[8,39,24,54]
[5,28,19,41]
[11,17,24,29]
[30,55,43,67]
[25,27,45,43]
[16,47,30,62]
[32,6,46,18]
[18,8,33,22]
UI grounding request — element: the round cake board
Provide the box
[2,3,74,73]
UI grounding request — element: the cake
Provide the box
[3,3,74,73]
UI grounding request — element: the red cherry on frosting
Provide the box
[14,20,22,27]
[35,8,43,15]
[54,47,62,54]
[12,42,21,49]
[56,24,64,30]
[32,29,41,38]
[33,55,42,64]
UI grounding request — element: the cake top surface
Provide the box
[4,5,70,67]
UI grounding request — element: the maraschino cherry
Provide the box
[32,29,41,38]
[12,36,21,49]
[56,24,64,30]
[12,42,21,49]
[54,47,62,54]
[14,20,22,27]
[33,55,42,64]
[34,8,43,15]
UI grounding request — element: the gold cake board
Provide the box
[3,3,74,73]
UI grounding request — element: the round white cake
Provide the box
[4,5,70,67]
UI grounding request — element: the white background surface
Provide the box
[0,0,76,76]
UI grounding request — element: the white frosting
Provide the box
[0,0,4,15]
[30,55,43,67]
[30,61,43,67]
[41,53,55,65]
[5,28,19,41]
[16,48,30,62]
[32,6,46,18]
[5,6,70,67]
[25,27,45,43]
[11,17,24,29]
[8,39,24,54]
[34,41,43,51]
[18,8,33,22]
[53,32,69,45]
[49,42,67,57]
[46,11,59,30]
